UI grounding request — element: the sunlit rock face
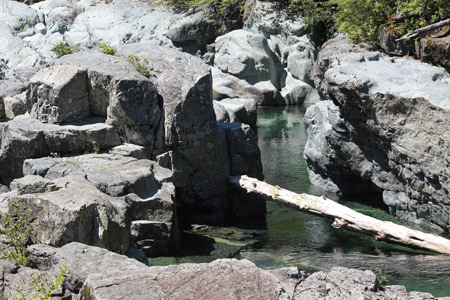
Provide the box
[305,37,450,233]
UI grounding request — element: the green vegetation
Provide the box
[165,0,245,21]
[1,199,34,267]
[124,55,152,77]
[374,267,388,290]
[98,42,117,55]
[96,42,152,77]
[8,264,70,300]
[51,43,77,58]
[289,0,449,44]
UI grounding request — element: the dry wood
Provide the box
[396,18,450,41]
[229,175,450,255]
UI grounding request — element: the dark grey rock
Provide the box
[377,25,412,56]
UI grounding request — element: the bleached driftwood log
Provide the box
[229,175,450,255]
[396,18,450,42]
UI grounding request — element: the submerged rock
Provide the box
[306,37,450,232]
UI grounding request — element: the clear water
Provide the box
[251,105,450,297]
[149,105,450,297]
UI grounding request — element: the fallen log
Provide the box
[229,175,450,255]
[395,18,450,42]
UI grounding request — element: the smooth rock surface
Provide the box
[78,259,290,300]
[28,243,147,293]
[306,37,450,232]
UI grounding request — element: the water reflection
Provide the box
[253,105,450,297]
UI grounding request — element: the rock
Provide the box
[294,267,437,300]
[214,98,257,127]
[306,37,450,232]
[214,29,282,87]
[281,73,319,105]
[23,153,179,256]
[0,0,40,33]
[219,122,262,179]
[49,52,161,152]
[109,144,146,159]
[5,176,130,253]
[28,243,147,293]
[0,116,121,183]
[213,100,230,123]
[10,174,52,194]
[28,64,90,123]
[3,267,72,300]
[212,67,285,106]
[4,92,28,119]
[377,25,412,56]
[78,259,291,300]
[115,44,238,225]
[0,78,26,119]
[416,34,450,70]
[244,0,307,38]
[165,9,221,53]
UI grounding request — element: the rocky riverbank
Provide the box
[1,0,450,298]
[305,36,450,233]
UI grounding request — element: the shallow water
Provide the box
[149,105,450,297]
[251,105,450,297]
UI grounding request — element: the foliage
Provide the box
[124,55,152,77]
[1,199,34,267]
[8,264,70,300]
[396,0,450,33]
[335,0,395,43]
[289,0,449,44]
[51,43,77,58]
[96,41,151,77]
[92,141,100,154]
[164,0,246,21]
[374,267,388,290]
[290,0,337,28]
[98,42,117,55]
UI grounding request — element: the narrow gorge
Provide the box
[0,0,449,298]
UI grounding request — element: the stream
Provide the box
[149,105,450,297]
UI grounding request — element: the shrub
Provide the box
[165,0,246,22]
[124,55,152,77]
[98,42,117,55]
[51,43,77,58]
[1,199,34,267]
[374,267,388,290]
[8,264,70,300]
[290,0,337,29]
[335,0,395,44]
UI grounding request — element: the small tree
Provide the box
[1,199,34,266]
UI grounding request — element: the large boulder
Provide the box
[28,243,147,293]
[116,43,264,225]
[211,0,320,106]
[294,267,435,300]
[22,153,179,256]
[0,116,121,184]
[78,259,291,300]
[1,176,129,253]
[306,37,450,232]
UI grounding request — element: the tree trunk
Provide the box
[229,175,450,255]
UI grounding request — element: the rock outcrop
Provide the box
[305,37,450,232]
[377,20,450,70]
[210,0,320,107]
